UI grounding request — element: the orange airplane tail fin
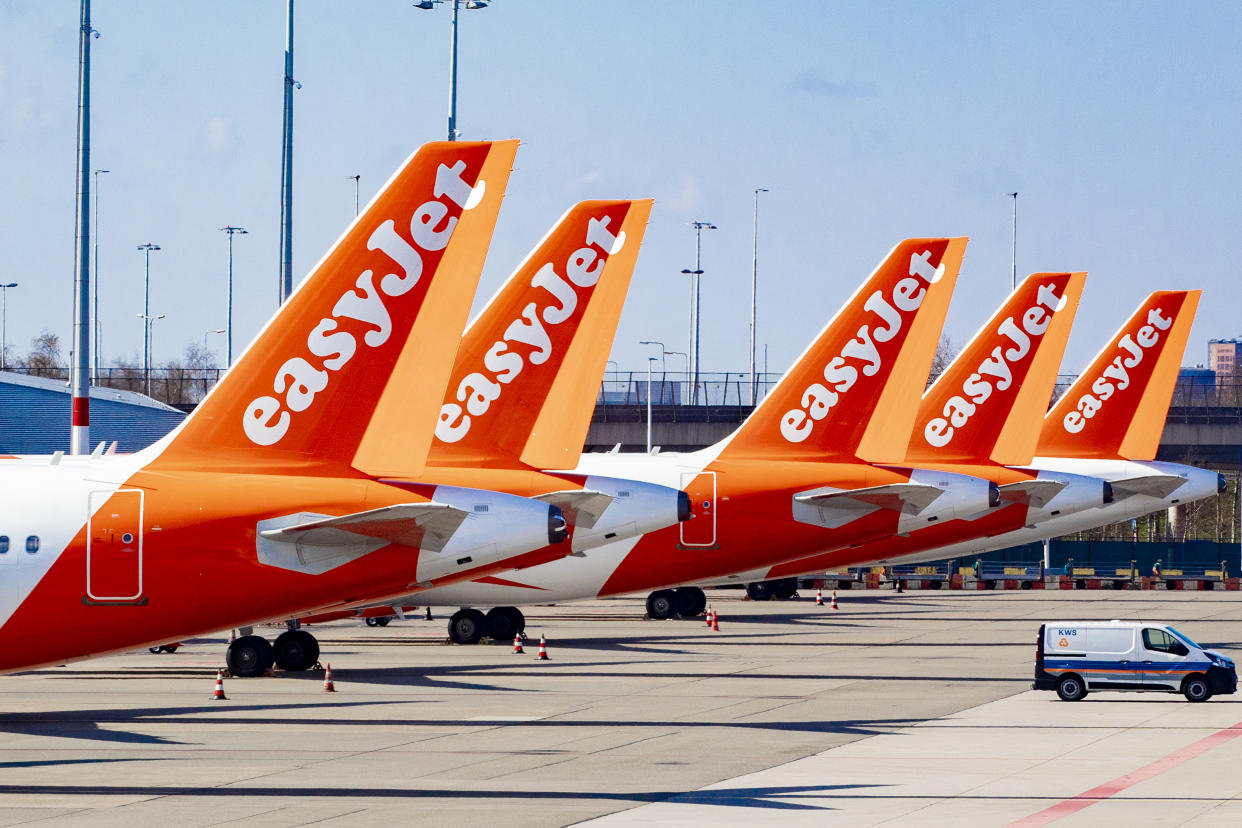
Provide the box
[905,272,1085,466]
[1037,290,1200,460]
[429,199,652,468]
[149,140,519,474]
[720,237,966,463]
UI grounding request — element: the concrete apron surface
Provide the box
[0,590,1238,827]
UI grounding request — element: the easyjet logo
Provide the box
[243,159,483,447]
[435,215,626,443]
[780,250,945,444]
[1061,306,1173,434]
[922,281,1067,448]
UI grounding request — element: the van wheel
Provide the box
[1183,675,1212,702]
[1056,674,1087,701]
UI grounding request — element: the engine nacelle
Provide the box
[897,468,998,535]
[569,476,691,553]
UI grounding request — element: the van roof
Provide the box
[1045,621,1155,629]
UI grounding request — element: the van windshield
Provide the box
[1168,627,1202,650]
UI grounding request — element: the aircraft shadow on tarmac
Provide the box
[0,781,879,811]
[0,699,406,745]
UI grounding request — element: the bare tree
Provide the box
[926,335,956,387]
[25,330,65,378]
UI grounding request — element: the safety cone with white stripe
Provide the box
[513,633,524,653]
[705,607,713,627]
[711,609,720,631]
[536,636,549,660]
[211,669,228,701]
[815,588,824,606]
[322,663,336,692]
[831,590,839,610]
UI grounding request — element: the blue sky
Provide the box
[1,1,1239,380]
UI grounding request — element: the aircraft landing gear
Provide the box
[746,578,797,601]
[448,608,488,644]
[485,606,526,641]
[226,634,275,678]
[646,587,706,620]
[364,616,390,627]
[273,629,320,671]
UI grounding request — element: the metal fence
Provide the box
[5,366,1240,417]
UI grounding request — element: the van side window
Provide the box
[1143,628,1189,656]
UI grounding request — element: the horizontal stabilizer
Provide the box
[793,483,944,529]
[256,504,470,576]
[1109,474,1187,500]
[997,480,1067,509]
[533,489,614,530]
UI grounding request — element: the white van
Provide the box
[1034,621,1237,702]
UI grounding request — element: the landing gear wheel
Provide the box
[273,629,320,671]
[646,590,676,620]
[365,617,379,627]
[486,607,525,641]
[1183,675,1212,702]
[770,578,798,600]
[376,617,390,627]
[448,608,487,644]
[1056,674,1087,701]
[745,581,772,601]
[673,587,706,618]
[226,635,274,678]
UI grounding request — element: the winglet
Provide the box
[720,238,966,462]
[430,199,652,468]
[1037,290,1200,460]
[906,272,1085,465]
[149,140,518,473]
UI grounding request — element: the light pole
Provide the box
[71,0,98,455]
[349,174,360,217]
[683,220,716,404]
[0,282,16,370]
[1006,191,1018,290]
[640,340,666,374]
[750,188,767,405]
[204,328,225,351]
[137,243,160,391]
[645,358,656,453]
[137,313,165,397]
[92,168,108,382]
[279,0,299,305]
[415,0,491,141]
[219,226,247,367]
[640,341,663,449]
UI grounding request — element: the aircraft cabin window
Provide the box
[0,536,8,554]
[25,535,39,554]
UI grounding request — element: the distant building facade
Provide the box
[1209,337,1241,378]
[0,371,185,454]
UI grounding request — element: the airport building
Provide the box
[0,371,185,454]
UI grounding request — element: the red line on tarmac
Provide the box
[1007,719,1242,827]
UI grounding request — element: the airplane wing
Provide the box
[793,483,944,529]
[256,504,470,575]
[997,480,1067,509]
[1109,474,1187,500]
[533,489,614,530]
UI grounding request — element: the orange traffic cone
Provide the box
[815,588,824,606]
[536,636,549,660]
[322,663,336,692]
[711,610,720,631]
[831,590,839,610]
[513,633,524,653]
[705,607,713,627]
[211,669,228,701]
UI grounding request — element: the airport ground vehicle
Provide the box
[1034,621,1238,702]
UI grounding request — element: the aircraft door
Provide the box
[679,471,717,548]
[87,489,144,602]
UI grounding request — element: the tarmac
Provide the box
[1,589,1240,827]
